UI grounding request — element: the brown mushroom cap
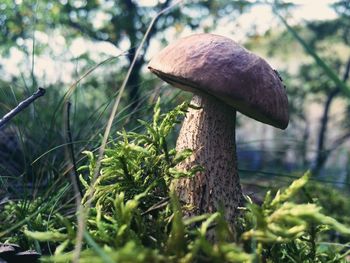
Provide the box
[148,33,289,129]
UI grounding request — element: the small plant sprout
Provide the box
[148,33,289,230]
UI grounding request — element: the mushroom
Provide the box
[148,33,289,229]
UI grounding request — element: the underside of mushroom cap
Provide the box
[148,33,289,129]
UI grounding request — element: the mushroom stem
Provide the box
[174,94,243,227]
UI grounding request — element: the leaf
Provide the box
[166,192,186,255]
[270,171,310,207]
[153,98,161,129]
[173,148,193,164]
[199,212,220,236]
[54,240,70,255]
[83,231,115,263]
[25,230,68,242]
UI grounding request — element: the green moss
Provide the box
[1,101,349,262]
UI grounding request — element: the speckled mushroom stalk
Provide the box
[174,94,243,225]
[148,33,289,231]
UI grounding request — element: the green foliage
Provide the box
[243,172,350,262]
[1,102,350,263]
[79,99,201,205]
[300,183,350,226]
[0,184,73,250]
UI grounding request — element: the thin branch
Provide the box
[0,88,45,129]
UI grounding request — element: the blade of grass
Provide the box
[273,9,350,97]
[83,231,114,263]
[0,183,70,238]
[72,1,185,262]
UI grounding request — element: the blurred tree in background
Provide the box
[0,0,252,107]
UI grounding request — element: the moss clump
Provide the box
[1,101,350,262]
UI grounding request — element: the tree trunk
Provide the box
[312,58,350,174]
[126,48,142,111]
[312,88,339,175]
